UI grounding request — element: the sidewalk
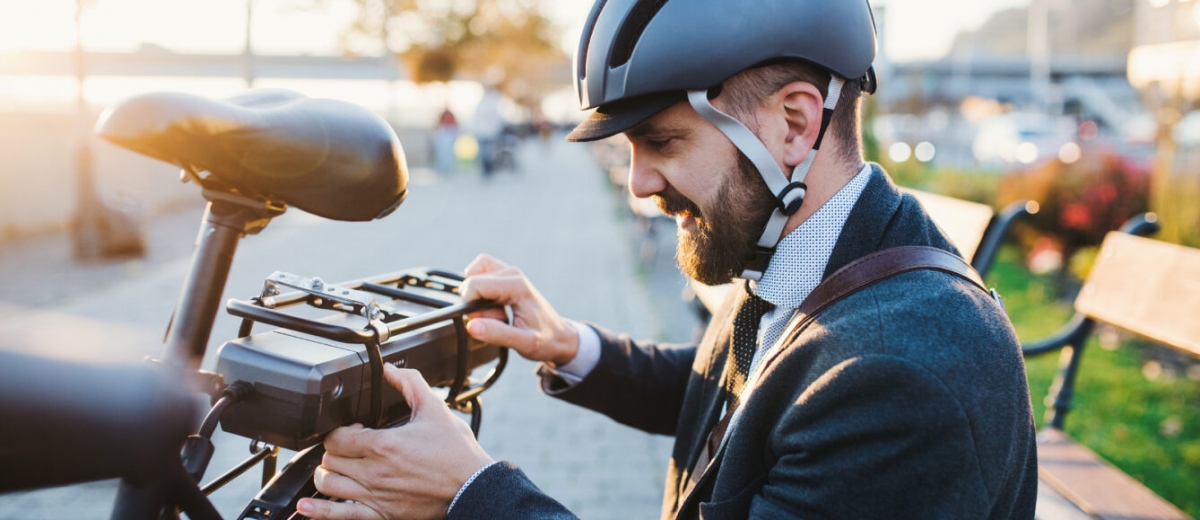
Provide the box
[0,136,694,519]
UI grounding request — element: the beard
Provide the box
[654,153,777,285]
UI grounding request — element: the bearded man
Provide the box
[297,1,1039,518]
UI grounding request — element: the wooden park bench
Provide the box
[687,189,1038,319]
[1023,217,1196,520]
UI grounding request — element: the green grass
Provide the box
[987,247,1200,517]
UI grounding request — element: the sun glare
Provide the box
[0,0,78,52]
[80,0,247,53]
[0,0,356,55]
[0,76,77,112]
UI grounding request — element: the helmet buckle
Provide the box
[777,181,808,216]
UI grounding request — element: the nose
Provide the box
[627,147,666,199]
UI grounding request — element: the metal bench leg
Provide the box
[1043,319,1094,430]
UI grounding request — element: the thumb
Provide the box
[384,365,444,421]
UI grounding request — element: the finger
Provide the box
[464,254,508,277]
[297,497,381,520]
[465,318,538,352]
[312,466,371,503]
[321,452,368,481]
[460,273,529,304]
[384,365,446,421]
[323,424,376,458]
[466,307,507,322]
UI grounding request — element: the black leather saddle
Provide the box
[95,89,408,222]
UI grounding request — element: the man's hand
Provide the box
[460,254,579,366]
[297,365,494,520]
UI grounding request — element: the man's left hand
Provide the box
[297,365,494,520]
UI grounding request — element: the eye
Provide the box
[646,138,674,151]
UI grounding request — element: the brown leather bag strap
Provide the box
[681,246,988,513]
[789,245,987,338]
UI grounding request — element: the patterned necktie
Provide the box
[724,282,774,402]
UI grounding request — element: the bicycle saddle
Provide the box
[95,89,408,222]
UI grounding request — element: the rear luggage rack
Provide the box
[217,267,507,451]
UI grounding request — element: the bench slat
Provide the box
[1038,429,1191,520]
[902,188,994,262]
[1075,232,1200,358]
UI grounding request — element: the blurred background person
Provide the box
[433,108,458,174]
[471,70,506,178]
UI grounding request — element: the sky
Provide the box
[873,0,1033,61]
[0,0,1034,63]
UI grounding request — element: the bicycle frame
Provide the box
[112,190,284,520]
[95,185,508,520]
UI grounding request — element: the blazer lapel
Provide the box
[675,441,724,519]
[672,282,749,517]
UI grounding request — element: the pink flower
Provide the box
[1062,203,1093,230]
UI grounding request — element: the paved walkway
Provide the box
[0,136,692,519]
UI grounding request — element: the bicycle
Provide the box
[0,89,508,519]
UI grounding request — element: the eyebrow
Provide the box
[627,123,688,139]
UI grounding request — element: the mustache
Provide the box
[653,187,703,219]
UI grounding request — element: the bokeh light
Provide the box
[1079,120,1099,141]
[888,142,912,163]
[1015,142,1039,164]
[914,141,936,162]
[1059,142,1082,164]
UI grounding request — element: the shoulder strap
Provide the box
[785,245,988,343]
[679,246,987,516]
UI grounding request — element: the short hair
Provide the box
[720,60,863,167]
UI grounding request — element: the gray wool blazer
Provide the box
[448,165,1039,520]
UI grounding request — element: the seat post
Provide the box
[164,191,285,371]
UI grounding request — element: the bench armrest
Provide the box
[1021,313,1092,358]
[972,200,1038,276]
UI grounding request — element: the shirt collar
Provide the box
[752,164,872,308]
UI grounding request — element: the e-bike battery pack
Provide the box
[214,270,501,451]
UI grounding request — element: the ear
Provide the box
[774,81,825,169]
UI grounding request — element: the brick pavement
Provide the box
[0,136,689,519]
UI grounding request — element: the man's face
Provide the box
[624,102,776,285]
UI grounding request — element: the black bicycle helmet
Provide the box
[566,0,879,280]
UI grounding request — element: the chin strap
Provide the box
[687,74,845,280]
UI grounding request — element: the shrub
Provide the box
[998,147,1151,270]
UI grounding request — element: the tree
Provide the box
[335,0,568,107]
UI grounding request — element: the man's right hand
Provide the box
[460,255,580,366]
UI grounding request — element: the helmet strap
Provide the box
[687,74,846,281]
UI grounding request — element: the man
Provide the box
[472,71,507,178]
[298,0,1039,518]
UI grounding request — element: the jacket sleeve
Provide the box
[539,324,696,436]
[740,355,995,519]
[446,462,577,520]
